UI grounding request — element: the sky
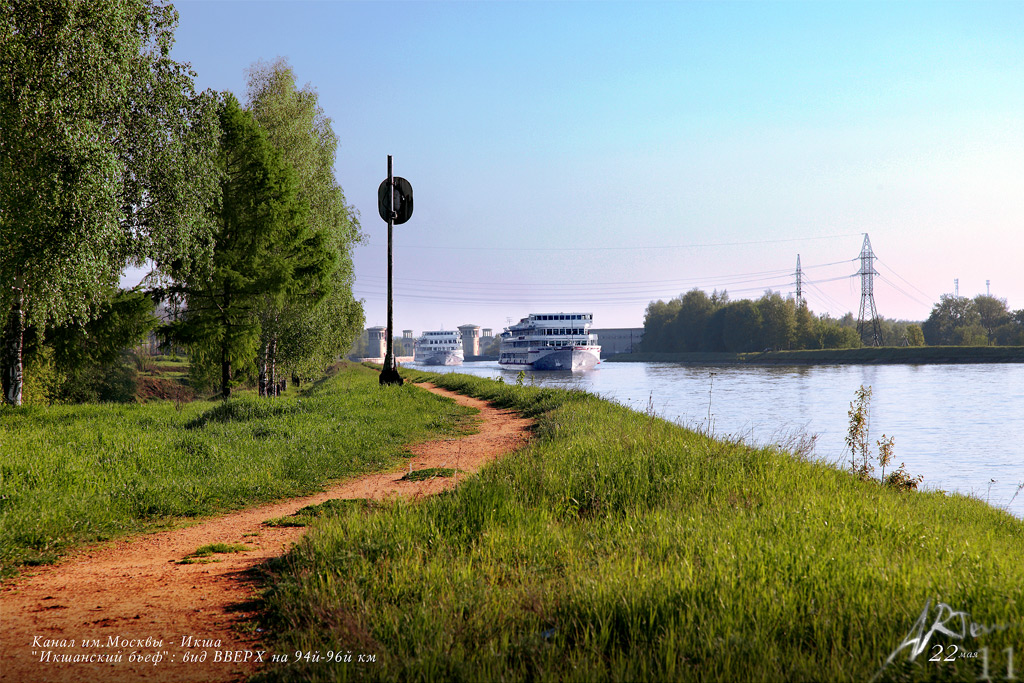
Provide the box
[132,0,1024,334]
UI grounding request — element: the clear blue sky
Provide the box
[151,0,1024,333]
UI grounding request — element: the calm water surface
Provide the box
[407,360,1024,519]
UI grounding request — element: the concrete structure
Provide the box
[479,328,496,356]
[402,329,414,339]
[590,328,644,357]
[458,324,481,357]
[367,326,386,360]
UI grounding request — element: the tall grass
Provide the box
[254,371,1024,682]
[0,364,475,576]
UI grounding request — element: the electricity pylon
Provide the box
[857,234,882,347]
[795,254,803,307]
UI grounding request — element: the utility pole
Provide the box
[856,234,882,347]
[955,278,959,299]
[377,155,413,386]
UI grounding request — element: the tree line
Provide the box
[642,289,1024,354]
[1,1,363,405]
[921,294,1024,346]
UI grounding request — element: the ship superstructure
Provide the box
[413,330,464,366]
[498,313,601,371]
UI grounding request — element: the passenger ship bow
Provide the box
[498,313,601,372]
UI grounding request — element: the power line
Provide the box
[359,258,855,291]
[358,233,864,253]
[876,273,932,308]
[804,281,850,317]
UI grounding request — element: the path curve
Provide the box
[0,383,531,683]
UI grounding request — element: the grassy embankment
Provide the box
[609,345,1024,365]
[0,364,476,577]
[254,369,1023,683]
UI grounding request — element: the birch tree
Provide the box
[0,0,218,405]
[245,58,363,393]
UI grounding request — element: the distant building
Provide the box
[591,328,644,358]
[479,328,495,355]
[458,324,481,357]
[366,326,386,359]
[402,329,414,339]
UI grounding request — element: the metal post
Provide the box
[380,155,403,385]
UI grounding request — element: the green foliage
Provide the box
[920,294,1022,346]
[845,385,873,478]
[254,371,1024,683]
[721,299,763,352]
[904,323,925,346]
[165,93,323,398]
[18,345,64,406]
[845,385,923,492]
[53,352,140,404]
[643,289,1024,354]
[640,298,684,352]
[0,0,219,327]
[401,467,459,482]
[643,290,863,353]
[245,58,364,386]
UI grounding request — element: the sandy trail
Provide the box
[0,383,531,683]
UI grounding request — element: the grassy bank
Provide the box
[0,364,475,577]
[254,370,1023,683]
[609,345,1024,365]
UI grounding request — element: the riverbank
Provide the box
[608,345,1024,365]
[254,368,1024,682]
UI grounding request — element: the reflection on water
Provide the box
[405,360,1024,519]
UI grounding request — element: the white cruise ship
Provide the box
[498,313,601,371]
[413,330,464,366]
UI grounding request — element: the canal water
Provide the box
[405,360,1024,519]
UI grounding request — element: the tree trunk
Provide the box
[2,276,25,406]
[268,337,277,397]
[221,285,232,399]
[258,339,268,397]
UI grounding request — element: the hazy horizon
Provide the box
[124,0,1023,334]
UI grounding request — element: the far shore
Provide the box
[605,346,1024,365]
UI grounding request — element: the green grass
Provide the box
[178,542,253,564]
[400,467,459,482]
[0,363,476,577]
[611,346,1024,365]
[264,499,378,528]
[252,371,1024,683]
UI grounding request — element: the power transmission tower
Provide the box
[857,234,882,347]
[795,254,803,307]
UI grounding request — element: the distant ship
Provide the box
[413,330,464,366]
[498,313,601,371]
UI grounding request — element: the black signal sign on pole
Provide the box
[378,156,410,387]
[378,176,413,224]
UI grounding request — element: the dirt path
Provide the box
[0,383,531,683]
